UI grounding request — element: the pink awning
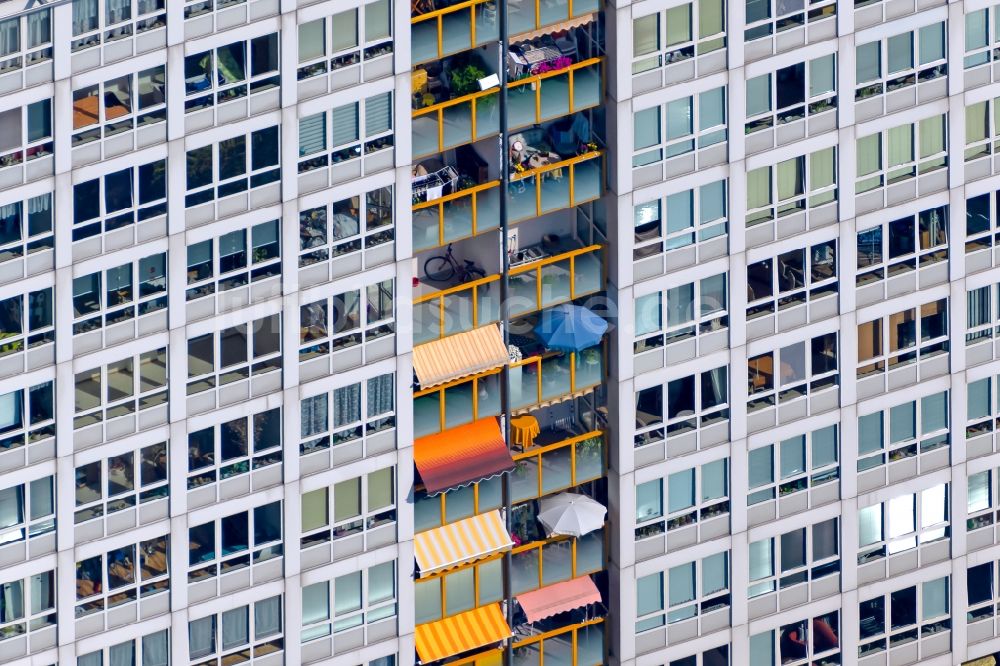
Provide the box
[516,576,601,623]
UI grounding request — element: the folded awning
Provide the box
[415,510,513,577]
[414,417,515,495]
[516,575,602,623]
[413,324,508,389]
[415,603,511,664]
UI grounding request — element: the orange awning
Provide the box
[415,603,511,664]
[415,510,512,577]
[414,417,514,495]
[413,324,508,389]
[516,576,602,622]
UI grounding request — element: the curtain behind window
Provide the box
[0,19,17,56]
[301,394,328,437]
[109,640,134,666]
[367,374,393,416]
[254,596,282,639]
[188,616,215,659]
[106,0,132,25]
[221,607,248,650]
[73,0,99,36]
[141,630,169,666]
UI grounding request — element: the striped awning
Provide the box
[516,575,602,623]
[415,509,513,577]
[413,417,515,495]
[415,603,511,664]
[413,324,508,389]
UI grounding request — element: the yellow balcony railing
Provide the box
[412,58,604,158]
[510,527,604,594]
[413,244,604,343]
[511,618,605,666]
[511,430,605,502]
[413,346,605,436]
[412,181,501,252]
[411,0,600,64]
[508,150,603,224]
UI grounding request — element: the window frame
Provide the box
[857,483,950,564]
[71,65,167,146]
[185,220,281,302]
[70,0,166,52]
[633,365,730,449]
[745,54,837,134]
[855,204,948,288]
[298,185,395,267]
[184,126,281,208]
[73,347,168,430]
[747,423,839,505]
[296,1,394,81]
[856,300,949,378]
[746,238,838,320]
[72,158,167,241]
[187,407,282,490]
[632,86,728,167]
[73,441,168,525]
[186,314,282,396]
[74,533,170,618]
[747,331,839,412]
[855,21,947,102]
[72,252,167,335]
[183,33,280,114]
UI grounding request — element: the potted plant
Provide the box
[449,63,487,97]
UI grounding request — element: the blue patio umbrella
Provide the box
[533,304,608,352]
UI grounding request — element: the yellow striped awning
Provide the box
[415,603,511,664]
[415,509,513,577]
[413,324,508,389]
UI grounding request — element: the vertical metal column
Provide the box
[496,0,514,665]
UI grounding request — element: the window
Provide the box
[749,611,840,665]
[0,474,54,545]
[298,93,394,172]
[968,283,1000,346]
[297,2,393,80]
[749,519,839,597]
[299,281,394,360]
[75,534,169,617]
[857,390,949,473]
[857,300,948,377]
[967,467,995,532]
[745,55,836,133]
[635,550,730,631]
[746,240,837,320]
[633,272,728,354]
[0,10,52,75]
[746,147,837,227]
[967,189,1000,255]
[747,424,838,504]
[966,7,1000,69]
[634,458,729,540]
[633,180,728,260]
[0,380,54,452]
[72,158,166,241]
[72,252,166,335]
[185,126,280,207]
[858,577,950,656]
[0,98,52,168]
[74,442,167,524]
[855,22,947,101]
[856,114,948,193]
[667,646,730,666]
[299,186,394,267]
[302,561,396,640]
[73,348,167,429]
[0,569,54,642]
[187,315,280,395]
[967,560,998,624]
[747,332,838,411]
[184,34,279,113]
[300,467,396,548]
[415,556,500,624]
[187,407,281,489]
[71,0,165,52]
[185,220,280,301]
[300,373,395,456]
[633,365,729,449]
[0,192,53,265]
[72,65,166,146]
[188,502,282,583]
[856,205,948,287]
[77,629,169,666]
[744,0,835,42]
[631,0,727,75]
[0,286,53,356]
[968,375,1000,449]
[632,87,727,168]
[184,0,248,20]
[188,596,283,663]
[857,484,949,563]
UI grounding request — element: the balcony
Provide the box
[411,0,599,65]
[511,619,604,666]
[414,243,603,344]
[413,56,603,159]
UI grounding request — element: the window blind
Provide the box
[365,93,392,137]
[331,103,359,147]
[299,113,326,157]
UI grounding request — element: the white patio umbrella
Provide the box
[536,493,607,538]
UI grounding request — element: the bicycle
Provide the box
[423,243,487,284]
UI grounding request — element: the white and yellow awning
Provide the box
[415,603,511,664]
[414,509,513,577]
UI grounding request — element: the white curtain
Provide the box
[364,0,391,41]
[366,374,394,417]
[78,652,103,666]
[699,0,724,38]
[301,394,328,437]
[887,125,913,167]
[109,640,134,666]
[856,134,881,176]
[0,19,17,56]
[746,167,771,209]
[776,156,804,202]
[254,595,282,639]
[969,471,992,513]
[632,14,659,57]
[141,630,169,666]
[106,0,131,25]
[30,571,53,614]
[922,578,949,619]
[333,384,361,427]
[187,616,215,659]
[221,607,249,651]
[72,0,99,36]
[918,115,945,158]
[809,147,836,191]
[748,539,773,580]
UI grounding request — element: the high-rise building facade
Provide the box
[2,1,1000,666]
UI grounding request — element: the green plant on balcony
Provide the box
[581,348,600,366]
[449,63,487,98]
[577,436,602,459]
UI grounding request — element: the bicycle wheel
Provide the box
[464,266,487,284]
[424,255,456,282]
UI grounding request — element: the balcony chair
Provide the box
[547,114,591,156]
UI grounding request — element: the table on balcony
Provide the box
[512,415,540,449]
